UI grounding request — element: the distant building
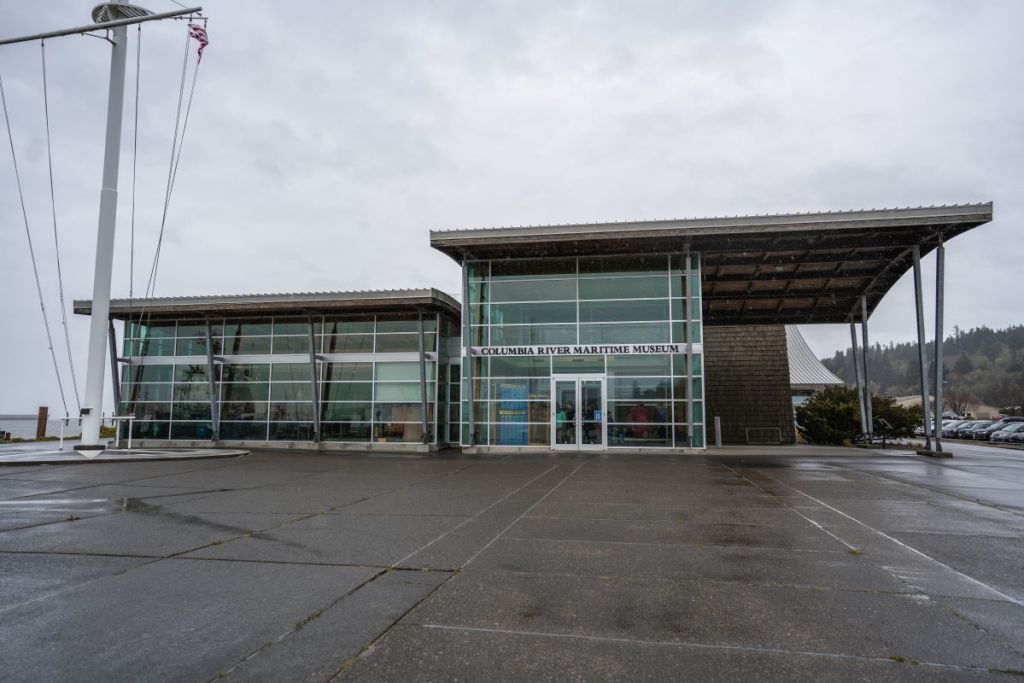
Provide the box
[787,326,844,409]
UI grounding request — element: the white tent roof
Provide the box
[787,326,845,389]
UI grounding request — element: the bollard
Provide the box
[36,406,48,439]
[714,416,722,447]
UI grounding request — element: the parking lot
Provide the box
[1,446,1022,681]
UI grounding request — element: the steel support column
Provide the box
[204,319,220,442]
[860,296,873,439]
[307,315,320,443]
[107,320,121,413]
[462,261,474,445]
[684,249,694,447]
[850,322,867,436]
[912,246,933,451]
[417,311,429,445]
[933,238,945,453]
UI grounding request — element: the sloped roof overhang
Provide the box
[73,288,461,320]
[430,203,993,325]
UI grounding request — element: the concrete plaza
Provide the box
[0,445,1022,681]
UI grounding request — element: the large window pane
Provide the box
[607,401,670,423]
[324,362,373,382]
[322,422,372,441]
[609,377,671,400]
[272,363,311,381]
[221,382,269,401]
[224,320,272,336]
[321,402,372,421]
[173,383,209,401]
[134,337,175,356]
[489,258,576,280]
[220,336,271,354]
[579,300,668,323]
[578,323,669,344]
[269,422,315,440]
[220,422,267,440]
[375,362,422,381]
[488,378,549,399]
[132,403,171,421]
[170,422,214,440]
[607,355,671,376]
[490,302,576,325]
[549,356,603,374]
[125,383,172,402]
[172,402,212,420]
[323,333,373,353]
[376,382,434,401]
[269,402,313,420]
[373,422,426,443]
[133,421,169,439]
[272,320,309,335]
[323,319,373,335]
[126,365,173,383]
[222,364,270,382]
[578,254,668,276]
[174,364,207,382]
[175,337,217,356]
[376,333,436,353]
[489,279,576,302]
[488,324,576,346]
[489,356,550,378]
[321,382,372,401]
[374,403,432,422]
[578,276,668,300]
[273,336,310,354]
[270,383,311,401]
[221,402,267,420]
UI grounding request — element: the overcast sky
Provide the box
[1,1,1021,415]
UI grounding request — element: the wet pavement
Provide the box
[0,446,1021,681]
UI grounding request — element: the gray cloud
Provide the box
[1,0,1021,413]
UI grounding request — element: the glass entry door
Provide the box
[552,374,606,450]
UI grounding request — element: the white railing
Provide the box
[58,414,136,451]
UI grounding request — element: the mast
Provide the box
[0,3,201,451]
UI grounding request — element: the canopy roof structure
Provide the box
[786,326,845,390]
[431,203,993,325]
[74,288,461,320]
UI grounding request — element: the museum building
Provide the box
[75,203,993,453]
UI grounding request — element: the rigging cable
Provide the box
[1,70,70,416]
[136,22,195,331]
[128,25,141,329]
[41,40,81,412]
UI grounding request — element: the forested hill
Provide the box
[821,325,1024,410]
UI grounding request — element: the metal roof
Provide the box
[786,326,845,389]
[73,288,461,320]
[430,203,993,325]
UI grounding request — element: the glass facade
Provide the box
[119,313,454,445]
[461,253,705,449]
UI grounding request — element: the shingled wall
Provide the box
[703,324,795,444]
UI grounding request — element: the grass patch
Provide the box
[889,655,919,665]
[848,548,864,556]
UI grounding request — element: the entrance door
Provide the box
[552,374,606,450]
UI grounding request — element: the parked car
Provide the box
[991,422,1024,442]
[966,420,994,439]
[950,420,981,439]
[1008,429,1024,444]
[941,420,966,437]
[979,418,1024,441]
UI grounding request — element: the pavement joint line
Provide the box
[747,466,1024,608]
[327,568,459,681]
[0,554,165,616]
[414,623,1002,673]
[461,460,587,569]
[720,465,858,553]
[498,534,849,554]
[391,463,562,568]
[834,462,1024,520]
[203,567,392,683]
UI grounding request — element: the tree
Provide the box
[795,386,861,445]
[953,354,973,375]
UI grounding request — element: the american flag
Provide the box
[188,23,209,62]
